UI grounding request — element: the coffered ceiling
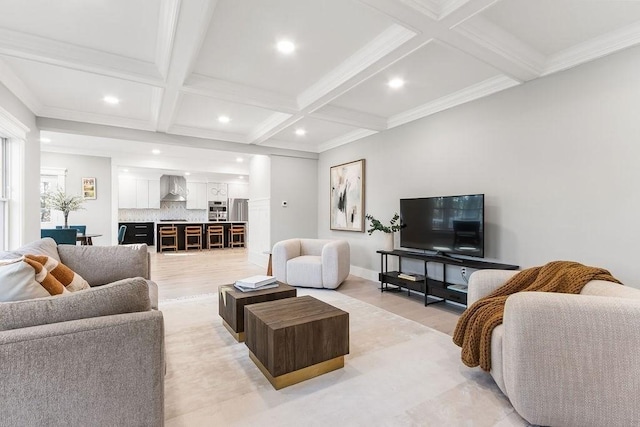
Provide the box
[2,0,640,154]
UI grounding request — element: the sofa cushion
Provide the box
[0,277,151,331]
[25,254,90,292]
[287,255,323,288]
[0,257,69,302]
[581,280,640,299]
[0,237,60,262]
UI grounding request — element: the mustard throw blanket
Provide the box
[452,261,621,371]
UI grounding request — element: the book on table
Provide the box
[234,282,279,292]
[234,275,277,291]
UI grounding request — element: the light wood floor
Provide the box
[150,248,463,336]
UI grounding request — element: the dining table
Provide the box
[76,233,102,245]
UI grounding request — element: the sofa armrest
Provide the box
[501,292,640,427]
[0,311,164,426]
[467,269,519,305]
[58,244,150,286]
[321,240,350,289]
[272,239,301,284]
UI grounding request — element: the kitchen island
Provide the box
[155,221,247,251]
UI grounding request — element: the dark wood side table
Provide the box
[218,282,296,342]
[244,295,349,390]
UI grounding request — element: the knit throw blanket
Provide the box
[452,261,621,372]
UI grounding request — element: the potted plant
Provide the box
[45,189,85,228]
[365,213,402,251]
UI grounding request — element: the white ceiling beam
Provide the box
[167,124,248,144]
[0,28,163,85]
[246,113,296,144]
[438,0,500,26]
[155,0,181,79]
[0,57,42,114]
[156,0,219,133]
[39,106,158,132]
[183,74,299,113]
[317,129,379,152]
[309,105,387,131]
[36,117,319,159]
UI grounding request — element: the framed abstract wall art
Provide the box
[82,177,96,200]
[330,159,365,232]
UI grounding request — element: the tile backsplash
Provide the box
[118,201,207,222]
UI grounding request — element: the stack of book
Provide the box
[234,275,278,292]
[398,273,419,281]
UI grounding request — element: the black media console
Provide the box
[377,250,518,306]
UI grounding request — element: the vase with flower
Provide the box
[365,213,402,251]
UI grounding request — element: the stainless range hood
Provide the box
[160,175,187,202]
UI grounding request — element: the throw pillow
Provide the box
[0,257,69,302]
[0,237,61,261]
[25,254,90,292]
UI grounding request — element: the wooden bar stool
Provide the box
[206,225,224,249]
[159,226,178,252]
[228,224,245,248]
[185,225,203,250]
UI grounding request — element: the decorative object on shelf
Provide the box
[82,177,96,200]
[44,189,85,228]
[365,212,401,251]
[330,159,365,232]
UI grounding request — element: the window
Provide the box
[40,168,66,228]
[0,138,6,250]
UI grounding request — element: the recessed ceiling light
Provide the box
[295,128,306,136]
[103,95,120,105]
[236,157,243,163]
[184,172,191,176]
[122,169,129,172]
[276,40,296,54]
[238,176,244,180]
[152,149,161,155]
[218,115,231,123]
[388,78,405,89]
[40,137,51,143]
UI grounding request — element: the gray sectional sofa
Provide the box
[0,238,164,426]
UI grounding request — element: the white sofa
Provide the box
[272,239,350,289]
[468,270,640,427]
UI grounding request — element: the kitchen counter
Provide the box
[155,221,247,251]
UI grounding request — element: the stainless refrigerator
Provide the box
[228,198,249,221]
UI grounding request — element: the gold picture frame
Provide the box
[82,177,96,200]
[330,159,365,232]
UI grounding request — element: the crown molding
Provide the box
[155,0,181,79]
[0,57,42,114]
[168,124,248,144]
[317,128,378,152]
[0,28,163,85]
[0,105,30,139]
[259,138,319,154]
[39,106,157,132]
[297,24,416,109]
[310,105,387,131]
[184,74,298,113]
[388,74,519,128]
[453,16,545,78]
[543,21,640,76]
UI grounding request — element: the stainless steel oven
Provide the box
[208,201,227,221]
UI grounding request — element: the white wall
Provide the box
[247,155,271,267]
[319,45,640,288]
[270,155,318,246]
[41,152,112,245]
[0,81,39,247]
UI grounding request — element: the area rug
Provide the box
[160,289,529,426]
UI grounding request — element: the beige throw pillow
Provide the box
[0,257,69,302]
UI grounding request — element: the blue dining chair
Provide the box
[41,228,78,245]
[118,225,127,245]
[56,225,87,235]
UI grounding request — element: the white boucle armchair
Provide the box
[468,270,640,427]
[272,239,350,289]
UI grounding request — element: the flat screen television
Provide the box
[400,194,484,258]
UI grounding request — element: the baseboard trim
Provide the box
[349,265,378,282]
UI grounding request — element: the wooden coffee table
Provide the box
[244,295,349,390]
[218,282,296,342]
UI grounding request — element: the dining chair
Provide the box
[118,225,127,245]
[41,228,78,245]
[55,225,87,235]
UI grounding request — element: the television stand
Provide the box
[376,249,518,306]
[433,251,464,263]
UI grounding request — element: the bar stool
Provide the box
[185,225,203,250]
[159,226,178,252]
[206,225,224,249]
[228,224,245,248]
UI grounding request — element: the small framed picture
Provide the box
[82,177,96,200]
[330,159,365,232]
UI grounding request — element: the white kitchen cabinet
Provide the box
[206,182,228,202]
[227,182,249,199]
[186,182,207,209]
[119,178,161,209]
